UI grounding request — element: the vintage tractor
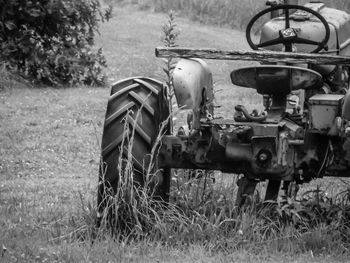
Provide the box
[98,0,350,216]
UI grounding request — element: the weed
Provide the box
[161,11,179,98]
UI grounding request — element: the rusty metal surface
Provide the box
[309,94,344,105]
[204,118,278,125]
[309,94,343,131]
[155,47,350,65]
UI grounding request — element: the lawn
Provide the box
[1,5,349,263]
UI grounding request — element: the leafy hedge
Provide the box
[0,0,111,86]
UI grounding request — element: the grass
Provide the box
[110,0,350,31]
[1,4,350,262]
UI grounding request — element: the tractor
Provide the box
[97,0,350,219]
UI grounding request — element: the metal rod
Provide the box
[288,139,304,145]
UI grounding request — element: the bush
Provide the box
[0,0,112,86]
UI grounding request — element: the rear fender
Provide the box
[172,59,214,128]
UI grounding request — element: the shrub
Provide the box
[0,0,112,86]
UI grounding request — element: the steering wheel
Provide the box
[246,5,330,53]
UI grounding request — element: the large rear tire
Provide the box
[97,77,171,222]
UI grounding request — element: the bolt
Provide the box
[259,152,268,162]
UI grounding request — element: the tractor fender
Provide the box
[172,59,214,112]
[342,88,350,120]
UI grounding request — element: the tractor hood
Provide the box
[260,3,350,55]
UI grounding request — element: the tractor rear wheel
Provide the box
[97,77,170,223]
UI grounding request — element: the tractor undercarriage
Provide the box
[160,108,350,181]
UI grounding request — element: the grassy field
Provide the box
[1,4,350,262]
[111,0,350,30]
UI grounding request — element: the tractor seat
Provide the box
[230,65,323,96]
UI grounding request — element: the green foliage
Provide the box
[0,0,112,86]
[0,61,30,91]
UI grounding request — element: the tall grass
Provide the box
[118,0,265,30]
[110,0,350,30]
[93,94,350,254]
[93,136,350,254]
[152,0,265,30]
